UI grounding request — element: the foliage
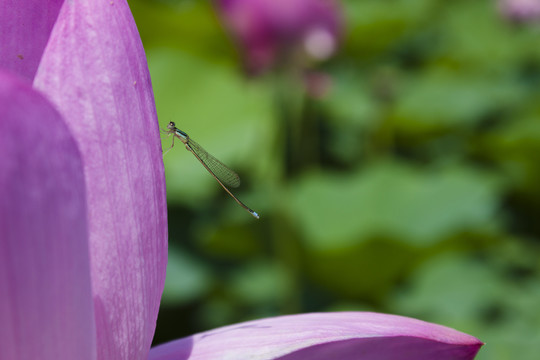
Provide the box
[130,1,540,359]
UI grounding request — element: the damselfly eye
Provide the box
[167,122,175,129]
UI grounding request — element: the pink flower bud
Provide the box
[217,0,343,75]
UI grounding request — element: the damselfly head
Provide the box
[167,122,176,130]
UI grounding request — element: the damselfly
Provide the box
[163,122,259,219]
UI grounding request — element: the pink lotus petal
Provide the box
[0,71,96,360]
[0,0,64,81]
[148,312,483,360]
[33,1,168,359]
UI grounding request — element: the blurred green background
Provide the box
[129,0,540,359]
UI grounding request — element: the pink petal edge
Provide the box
[0,0,64,81]
[33,1,168,359]
[148,312,483,360]
[0,70,96,360]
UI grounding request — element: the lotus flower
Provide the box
[0,1,483,359]
[216,0,343,76]
[498,0,540,22]
[1,1,167,359]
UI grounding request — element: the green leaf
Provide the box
[286,161,502,250]
[161,247,213,306]
[229,261,291,305]
[392,69,525,131]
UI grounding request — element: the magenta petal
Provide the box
[33,1,168,359]
[148,312,483,360]
[0,71,95,360]
[0,0,64,81]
